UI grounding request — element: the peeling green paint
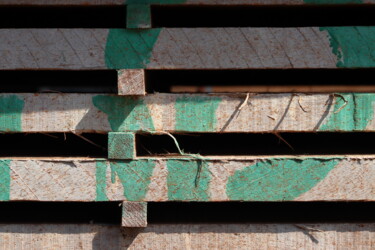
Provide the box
[226,158,341,201]
[95,161,109,201]
[319,93,375,131]
[167,160,210,201]
[320,26,375,67]
[93,95,154,131]
[304,0,362,3]
[0,95,24,132]
[109,160,155,201]
[0,160,11,201]
[175,96,221,132]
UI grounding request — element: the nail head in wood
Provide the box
[122,202,147,228]
[118,69,146,96]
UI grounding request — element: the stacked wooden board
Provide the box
[0,0,374,249]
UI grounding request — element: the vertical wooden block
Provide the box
[122,202,147,228]
[127,4,151,29]
[108,132,136,159]
[118,69,146,96]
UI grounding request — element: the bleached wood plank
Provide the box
[1,157,374,201]
[122,202,147,227]
[118,69,146,95]
[1,0,374,5]
[0,27,366,70]
[2,93,375,133]
[0,224,373,250]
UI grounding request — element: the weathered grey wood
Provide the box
[118,69,146,95]
[122,202,147,227]
[0,27,348,69]
[2,93,375,133]
[0,224,373,249]
[1,0,374,5]
[1,157,374,202]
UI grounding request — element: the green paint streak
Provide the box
[95,161,109,201]
[304,0,362,3]
[320,26,375,68]
[92,95,154,132]
[105,28,161,69]
[0,95,24,132]
[0,160,11,201]
[167,160,210,201]
[110,160,155,201]
[319,93,375,131]
[108,132,135,159]
[175,96,221,132]
[226,158,341,201]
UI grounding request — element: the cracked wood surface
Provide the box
[0,157,373,202]
[0,224,373,250]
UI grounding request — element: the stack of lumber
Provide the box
[0,0,374,249]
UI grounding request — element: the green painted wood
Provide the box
[4,157,373,202]
[108,132,136,159]
[127,4,152,29]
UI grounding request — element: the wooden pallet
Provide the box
[0,1,374,248]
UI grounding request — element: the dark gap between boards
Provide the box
[0,201,373,224]
[1,5,375,28]
[0,71,117,93]
[148,202,375,224]
[0,6,126,28]
[136,132,375,156]
[146,69,375,93]
[0,133,107,157]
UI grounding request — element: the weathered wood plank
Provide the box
[2,27,374,69]
[1,0,375,5]
[0,224,373,249]
[109,132,136,160]
[118,69,146,95]
[122,202,148,227]
[1,93,375,133]
[1,157,374,201]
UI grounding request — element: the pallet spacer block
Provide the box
[127,4,151,29]
[122,201,147,227]
[108,132,136,159]
[117,69,146,96]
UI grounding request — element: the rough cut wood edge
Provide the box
[3,93,375,133]
[108,132,136,160]
[118,69,146,95]
[2,157,374,202]
[0,224,373,250]
[122,202,147,227]
[1,0,374,5]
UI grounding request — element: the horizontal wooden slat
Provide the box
[1,93,375,133]
[1,27,374,69]
[0,224,373,249]
[1,0,375,5]
[0,157,373,201]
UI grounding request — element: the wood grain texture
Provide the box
[108,132,136,160]
[3,93,375,133]
[118,69,146,95]
[122,202,147,227]
[1,157,374,202]
[0,27,346,69]
[1,0,375,5]
[0,224,373,250]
